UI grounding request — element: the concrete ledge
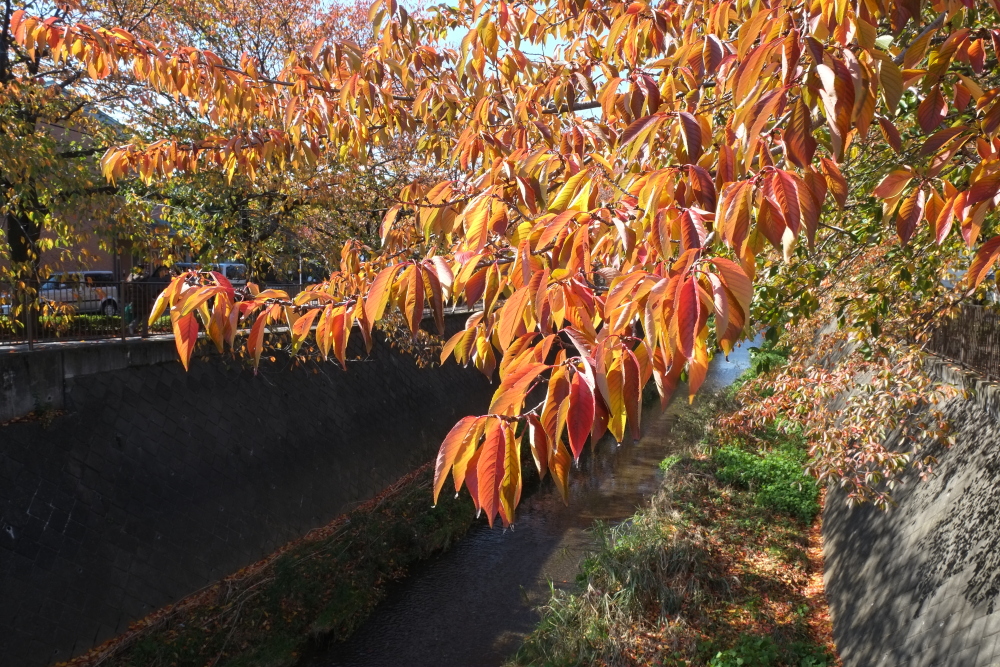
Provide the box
[1,339,182,422]
[0,310,478,423]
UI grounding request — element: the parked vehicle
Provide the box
[40,271,120,316]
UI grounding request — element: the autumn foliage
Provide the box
[13,0,1000,523]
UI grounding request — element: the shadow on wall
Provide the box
[824,395,1000,667]
[913,401,1000,616]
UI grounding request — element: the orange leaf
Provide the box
[489,362,548,415]
[363,265,400,325]
[873,168,914,199]
[498,427,522,526]
[289,307,320,355]
[247,311,268,372]
[540,365,571,446]
[526,414,549,480]
[712,258,752,325]
[173,312,199,372]
[476,419,507,527]
[967,235,1000,288]
[820,158,848,209]
[433,415,483,504]
[549,438,572,504]
[496,285,532,350]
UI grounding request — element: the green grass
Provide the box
[707,634,833,667]
[713,427,820,522]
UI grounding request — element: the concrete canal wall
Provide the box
[0,318,493,666]
[824,357,1000,667]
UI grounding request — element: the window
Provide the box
[85,272,114,284]
[226,264,247,280]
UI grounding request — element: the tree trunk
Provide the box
[5,211,43,342]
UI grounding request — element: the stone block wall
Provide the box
[0,324,493,666]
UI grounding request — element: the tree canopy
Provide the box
[13,0,1000,524]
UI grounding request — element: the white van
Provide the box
[40,271,120,316]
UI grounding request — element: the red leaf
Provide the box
[619,113,662,148]
[772,170,801,235]
[676,276,700,359]
[783,98,816,168]
[404,264,424,340]
[622,349,642,442]
[464,268,487,306]
[567,371,595,459]
[917,86,948,133]
[678,111,703,163]
[877,116,903,154]
[895,188,926,245]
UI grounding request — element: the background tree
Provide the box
[19,0,1000,522]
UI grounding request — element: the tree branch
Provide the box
[893,12,947,66]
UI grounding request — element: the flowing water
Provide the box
[306,343,754,667]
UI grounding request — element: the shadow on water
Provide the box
[305,344,754,667]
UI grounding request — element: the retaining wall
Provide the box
[824,357,1000,667]
[0,320,493,666]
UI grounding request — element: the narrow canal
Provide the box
[307,344,754,667]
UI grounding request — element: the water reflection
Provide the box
[308,343,754,667]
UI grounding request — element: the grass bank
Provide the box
[60,463,475,667]
[511,351,839,667]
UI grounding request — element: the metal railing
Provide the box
[0,280,313,348]
[927,303,1000,380]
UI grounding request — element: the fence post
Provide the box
[24,288,33,351]
[120,277,127,342]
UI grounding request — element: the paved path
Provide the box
[824,360,1000,667]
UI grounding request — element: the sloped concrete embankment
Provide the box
[824,358,1000,667]
[0,320,493,667]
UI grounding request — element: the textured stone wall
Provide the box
[824,358,1000,667]
[0,325,493,666]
